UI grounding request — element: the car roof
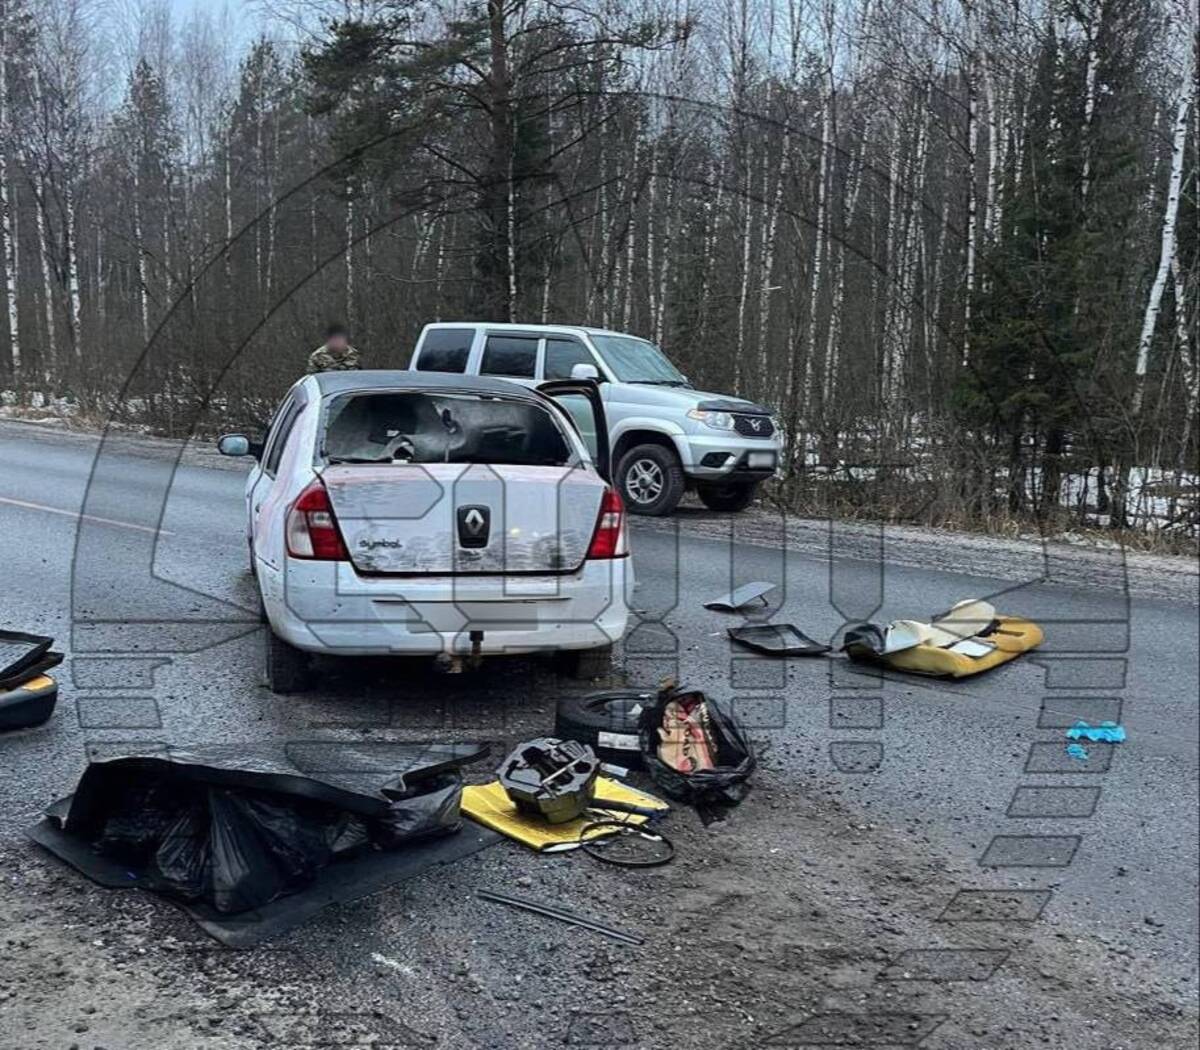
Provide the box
[307,369,544,401]
[422,321,647,340]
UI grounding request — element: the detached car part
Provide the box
[0,629,56,685]
[727,623,831,657]
[0,674,59,732]
[497,737,599,824]
[704,582,775,611]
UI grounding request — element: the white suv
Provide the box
[409,323,782,515]
[218,371,630,692]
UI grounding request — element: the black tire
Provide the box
[556,644,614,681]
[554,689,650,767]
[697,481,759,512]
[264,630,314,694]
[615,443,685,516]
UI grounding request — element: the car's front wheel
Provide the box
[615,444,685,516]
[264,629,314,694]
[697,480,759,512]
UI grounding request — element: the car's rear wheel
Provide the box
[616,444,685,516]
[264,630,314,694]
[557,644,614,681]
[697,480,759,512]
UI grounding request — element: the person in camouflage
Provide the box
[307,324,360,373]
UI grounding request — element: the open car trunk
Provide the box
[322,463,606,575]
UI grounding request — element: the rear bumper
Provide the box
[262,556,631,656]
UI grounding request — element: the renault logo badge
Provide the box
[457,505,490,548]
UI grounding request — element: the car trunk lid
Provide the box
[321,463,605,575]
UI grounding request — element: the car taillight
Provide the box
[587,487,628,559]
[286,479,348,560]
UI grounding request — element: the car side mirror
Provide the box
[570,363,600,381]
[218,433,261,459]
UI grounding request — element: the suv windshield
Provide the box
[322,391,574,466]
[591,334,689,385]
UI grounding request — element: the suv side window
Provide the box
[543,338,595,380]
[264,396,302,476]
[481,335,538,378]
[415,327,474,373]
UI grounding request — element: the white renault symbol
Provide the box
[218,371,631,692]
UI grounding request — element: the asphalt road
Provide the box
[0,418,1196,1048]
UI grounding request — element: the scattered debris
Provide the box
[0,629,63,731]
[1066,720,1127,743]
[554,690,650,767]
[578,820,675,868]
[497,738,600,824]
[704,581,775,611]
[461,776,667,851]
[27,742,492,938]
[476,888,644,946]
[727,623,831,656]
[638,684,755,810]
[1065,743,1090,761]
[842,599,1043,678]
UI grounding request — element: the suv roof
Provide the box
[422,321,646,340]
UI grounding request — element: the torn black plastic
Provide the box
[34,742,486,915]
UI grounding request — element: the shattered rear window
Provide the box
[321,391,574,467]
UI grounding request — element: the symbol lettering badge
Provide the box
[457,505,490,548]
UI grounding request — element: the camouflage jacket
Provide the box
[307,343,361,373]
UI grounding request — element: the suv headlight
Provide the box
[687,408,735,430]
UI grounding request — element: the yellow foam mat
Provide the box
[876,615,1043,678]
[462,776,669,851]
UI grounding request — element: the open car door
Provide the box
[536,379,611,483]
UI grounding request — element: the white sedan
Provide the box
[218,371,631,692]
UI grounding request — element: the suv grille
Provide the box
[733,414,774,437]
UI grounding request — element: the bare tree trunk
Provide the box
[1079,0,1102,203]
[1132,29,1195,408]
[35,174,57,368]
[0,5,20,374]
[65,181,81,358]
[962,0,979,366]
[798,63,832,425]
[344,184,355,322]
[132,166,149,344]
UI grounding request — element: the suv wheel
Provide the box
[264,630,314,694]
[616,444,685,516]
[697,481,759,512]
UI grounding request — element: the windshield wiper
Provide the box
[324,454,395,464]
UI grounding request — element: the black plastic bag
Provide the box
[638,685,756,809]
[372,772,463,849]
[149,805,211,901]
[42,743,480,915]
